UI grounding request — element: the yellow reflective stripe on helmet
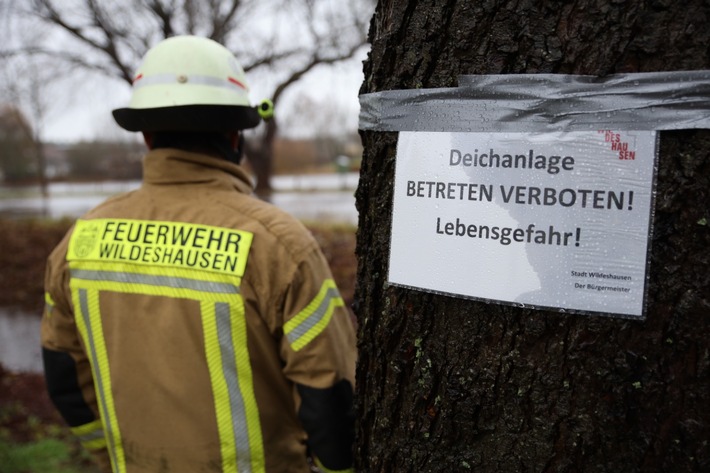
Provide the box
[72,286,125,473]
[69,260,265,472]
[284,279,344,352]
[70,419,107,451]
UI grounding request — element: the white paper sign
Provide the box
[389,131,658,318]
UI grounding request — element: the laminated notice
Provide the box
[363,71,710,318]
[388,130,658,318]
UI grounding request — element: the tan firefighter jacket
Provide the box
[41,148,357,473]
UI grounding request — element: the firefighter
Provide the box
[41,35,356,473]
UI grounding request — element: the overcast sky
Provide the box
[41,50,367,143]
[1,0,371,144]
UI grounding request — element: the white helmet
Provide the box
[113,35,262,132]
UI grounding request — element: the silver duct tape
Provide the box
[359,71,710,132]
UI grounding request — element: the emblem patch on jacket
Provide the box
[71,221,101,258]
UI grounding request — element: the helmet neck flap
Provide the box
[150,131,244,164]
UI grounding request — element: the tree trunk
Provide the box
[34,137,48,199]
[354,1,710,472]
[246,119,278,197]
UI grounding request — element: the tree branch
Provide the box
[87,0,135,83]
[210,0,242,43]
[272,41,367,104]
[144,0,175,39]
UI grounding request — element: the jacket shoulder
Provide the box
[219,195,319,261]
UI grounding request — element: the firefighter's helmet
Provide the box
[112,35,261,133]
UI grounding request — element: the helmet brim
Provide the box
[112,104,262,132]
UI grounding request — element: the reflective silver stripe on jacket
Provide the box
[71,269,239,294]
[70,266,265,472]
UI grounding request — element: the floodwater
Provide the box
[0,309,42,373]
[0,173,359,224]
[0,173,359,373]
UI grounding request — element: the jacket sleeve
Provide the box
[279,246,357,473]
[41,248,112,473]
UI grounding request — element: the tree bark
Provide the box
[246,119,278,196]
[354,1,710,471]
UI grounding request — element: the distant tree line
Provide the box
[0,105,362,184]
[0,105,34,182]
[0,104,144,183]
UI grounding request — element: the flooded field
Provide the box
[0,173,359,224]
[0,309,42,373]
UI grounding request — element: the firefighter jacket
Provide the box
[41,148,357,473]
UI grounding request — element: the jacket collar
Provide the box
[141,148,254,195]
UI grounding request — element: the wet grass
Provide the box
[0,364,100,472]
[0,437,99,473]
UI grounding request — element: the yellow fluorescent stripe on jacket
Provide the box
[284,279,344,352]
[70,419,107,450]
[68,259,266,473]
[201,298,266,473]
[72,283,125,473]
[44,292,55,316]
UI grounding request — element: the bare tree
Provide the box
[2,0,373,194]
[0,105,35,183]
[0,6,70,198]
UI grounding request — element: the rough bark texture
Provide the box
[245,120,278,196]
[354,1,710,472]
